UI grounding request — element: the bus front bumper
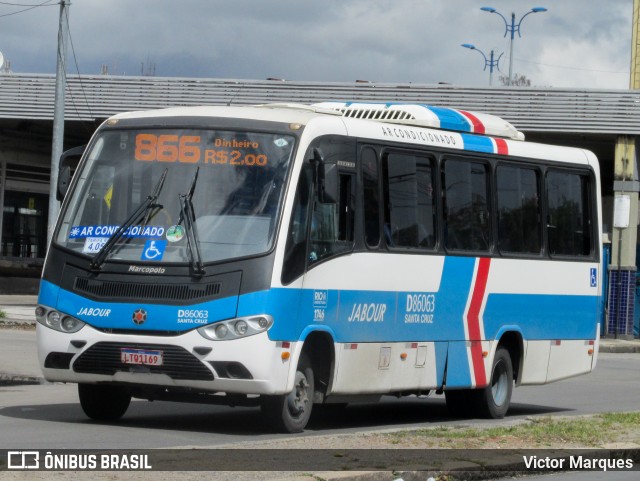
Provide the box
[36,323,296,396]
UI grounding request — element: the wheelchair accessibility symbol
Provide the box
[141,240,167,261]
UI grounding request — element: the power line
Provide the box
[64,3,95,132]
[516,57,630,75]
[0,0,56,18]
[0,1,55,5]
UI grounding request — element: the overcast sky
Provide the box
[0,0,634,89]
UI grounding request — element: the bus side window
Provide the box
[362,148,381,248]
[383,152,436,250]
[443,158,491,252]
[303,136,356,265]
[496,165,541,254]
[546,170,593,257]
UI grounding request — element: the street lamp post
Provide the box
[480,6,547,86]
[461,43,503,86]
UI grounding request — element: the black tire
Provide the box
[261,353,314,433]
[475,347,513,419]
[78,384,131,421]
[445,389,474,418]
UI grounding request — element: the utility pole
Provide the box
[47,0,69,245]
[632,0,639,90]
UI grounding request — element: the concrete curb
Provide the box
[600,340,640,353]
[0,373,42,385]
[0,319,35,328]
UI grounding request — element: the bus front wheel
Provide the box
[78,383,131,421]
[261,353,314,433]
[475,346,513,419]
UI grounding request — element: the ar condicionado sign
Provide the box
[134,134,268,166]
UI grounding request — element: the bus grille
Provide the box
[74,277,221,302]
[73,342,214,381]
[334,106,415,121]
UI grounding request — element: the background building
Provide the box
[0,73,638,337]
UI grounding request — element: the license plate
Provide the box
[120,348,163,366]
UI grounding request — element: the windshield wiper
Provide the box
[179,166,205,277]
[89,168,168,272]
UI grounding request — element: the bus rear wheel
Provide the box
[78,384,131,421]
[475,347,513,419]
[261,353,314,433]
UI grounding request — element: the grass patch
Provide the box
[382,412,640,449]
[0,310,6,319]
[599,411,640,424]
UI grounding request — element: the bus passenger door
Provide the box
[281,136,356,339]
[302,143,356,329]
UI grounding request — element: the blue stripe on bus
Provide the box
[483,294,598,340]
[424,106,472,132]
[240,258,597,342]
[460,134,495,153]
[38,279,239,331]
[39,264,598,342]
[255,291,596,343]
[443,341,473,388]
[38,279,60,307]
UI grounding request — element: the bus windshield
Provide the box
[55,128,296,265]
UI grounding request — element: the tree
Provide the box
[499,73,532,87]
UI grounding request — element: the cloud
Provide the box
[0,0,633,89]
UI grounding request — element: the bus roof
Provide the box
[104,103,594,167]
[108,102,523,141]
[312,102,525,141]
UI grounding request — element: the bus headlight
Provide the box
[61,316,82,332]
[256,316,270,329]
[234,320,248,336]
[36,306,86,333]
[47,311,61,326]
[198,315,273,341]
[215,324,229,339]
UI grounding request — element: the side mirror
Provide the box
[57,145,85,201]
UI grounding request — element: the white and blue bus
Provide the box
[37,102,602,432]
